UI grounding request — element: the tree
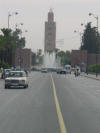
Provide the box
[32,52,36,65]
[65,50,71,65]
[57,50,71,66]
[81,22,100,53]
[0,28,26,66]
[12,28,25,49]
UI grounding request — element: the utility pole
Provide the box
[89,13,99,77]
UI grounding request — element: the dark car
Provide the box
[59,69,67,74]
[56,68,67,74]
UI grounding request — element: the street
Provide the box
[0,72,100,133]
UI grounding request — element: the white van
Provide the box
[65,65,71,74]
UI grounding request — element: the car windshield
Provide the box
[5,70,10,73]
[8,72,25,77]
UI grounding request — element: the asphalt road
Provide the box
[0,72,100,133]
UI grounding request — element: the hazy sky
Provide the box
[0,0,100,52]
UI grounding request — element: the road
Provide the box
[0,72,100,133]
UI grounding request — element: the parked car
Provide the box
[1,69,11,79]
[5,71,28,89]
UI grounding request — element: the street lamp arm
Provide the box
[8,11,19,29]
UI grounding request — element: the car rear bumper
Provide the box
[5,83,28,87]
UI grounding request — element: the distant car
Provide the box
[41,68,47,73]
[56,68,67,74]
[59,69,67,74]
[65,65,71,74]
[1,69,11,79]
[5,71,28,89]
[56,68,62,74]
[47,67,56,72]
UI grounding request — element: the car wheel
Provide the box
[24,85,28,89]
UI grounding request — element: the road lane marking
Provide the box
[51,74,68,133]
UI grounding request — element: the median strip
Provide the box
[51,74,67,133]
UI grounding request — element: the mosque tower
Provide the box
[44,9,56,52]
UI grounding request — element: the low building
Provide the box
[12,48,32,70]
[71,50,100,72]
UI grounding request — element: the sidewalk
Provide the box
[81,73,100,81]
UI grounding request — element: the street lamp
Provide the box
[15,22,24,29]
[74,30,83,49]
[74,30,83,70]
[21,29,28,38]
[8,12,18,29]
[89,12,98,77]
[81,22,89,74]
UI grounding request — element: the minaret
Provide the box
[44,9,56,52]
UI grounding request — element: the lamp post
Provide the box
[74,30,83,48]
[74,30,83,70]
[8,12,18,29]
[15,22,24,30]
[81,23,89,74]
[89,13,98,77]
[21,29,28,38]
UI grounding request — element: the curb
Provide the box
[80,74,100,81]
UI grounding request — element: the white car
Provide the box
[5,71,28,89]
[41,68,47,73]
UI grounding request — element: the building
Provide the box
[44,9,56,52]
[71,50,100,72]
[12,48,32,70]
[71,50,87,72]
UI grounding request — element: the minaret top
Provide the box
[48,8,54,22]
[49,8,53,13]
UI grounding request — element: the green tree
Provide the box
[57,50,71,65]
[81,22,100,53]
[12,28,25,49]
[64,50,71,65]
[0,28,26,66]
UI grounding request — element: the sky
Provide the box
[0,0,100,53]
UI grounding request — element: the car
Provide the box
[5,71,28,89]
[56,68,67,74]
[41,68,47,73]
[65,65,71,74]
[1,69,11,79]
[47,67,56,72]
[56,68,62,74]
[59,69,67,74]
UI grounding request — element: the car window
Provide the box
[8,72,26,77]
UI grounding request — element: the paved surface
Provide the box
[81,73,100,80]
[0,72,100,133]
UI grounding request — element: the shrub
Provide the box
[88,64,100,73]
[0,62,10,69]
